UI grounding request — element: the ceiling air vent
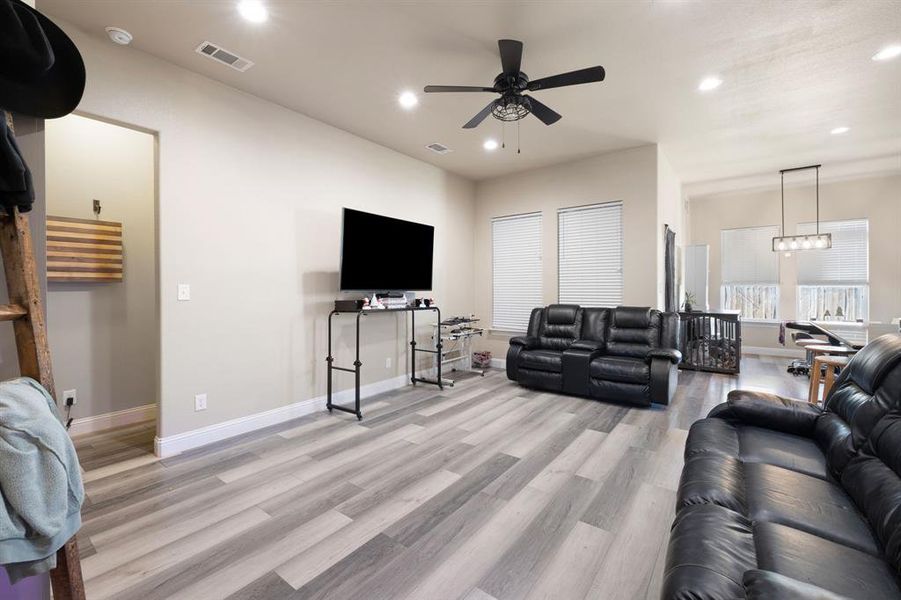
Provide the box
[426,143,453,155]
[195,41,254,72]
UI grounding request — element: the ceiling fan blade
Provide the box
[525,95,562,125]
[462,100,497,129]
[424,85,496,93]
[498,39,523,76]
[528,66,606,91]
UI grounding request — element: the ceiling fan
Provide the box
[424,39,605,129]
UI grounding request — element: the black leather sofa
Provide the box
[662,333,901,600]
[506,305,681,406]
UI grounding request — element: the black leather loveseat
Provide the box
[506,305,681,407]
[662,333,901,599]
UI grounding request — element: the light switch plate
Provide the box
[177,283,191,301]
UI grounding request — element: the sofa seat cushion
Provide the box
[740,426,828,480]
[518,349,563,373]
[661,503,756,600]
[589,356,649,384]
[685,418,828,480]
[755,521,901,600]
[745,462,880,555]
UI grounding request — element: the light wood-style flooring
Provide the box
[74,357,807,600]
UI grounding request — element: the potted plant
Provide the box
[683,291,696,313]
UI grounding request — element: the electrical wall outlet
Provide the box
[177,283,191,301]
[63,389,77,406]
[194,393,207,411]
[385,357,392,369]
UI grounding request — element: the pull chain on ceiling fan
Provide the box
[424,39,606,130]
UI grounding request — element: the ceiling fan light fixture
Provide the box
[830,126,850,135]
[491,96,530,122]
[423,39,603,130]
[483,139,499,151]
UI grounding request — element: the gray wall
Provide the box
[59,21,476,440]
[45,114,158,419]
[0,113,48,381]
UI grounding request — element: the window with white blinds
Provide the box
[796,219,869,322]
[796,219,868,285]
[492,212,542,331]
[720,225,780,320]
[557,202,623,307]
[721,225,780,284]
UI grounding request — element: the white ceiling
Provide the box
[41,0,901,183]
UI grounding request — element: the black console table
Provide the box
[326,306,443,419]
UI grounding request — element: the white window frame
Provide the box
[557,201,623,307]
[491,212,542,332]
[720,225,781,321]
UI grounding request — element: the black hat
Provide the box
[0,0,85,119]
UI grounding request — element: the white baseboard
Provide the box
[743,345,805,358]
[153,372,417,458]
[69,403,157,437]
[489,358,507,369]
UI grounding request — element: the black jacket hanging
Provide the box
[0,115,34,215]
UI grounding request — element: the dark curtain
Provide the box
[664,225,677,312]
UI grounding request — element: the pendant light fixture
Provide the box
[772,164,832,256]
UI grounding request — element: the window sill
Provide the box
[810,321,867,328]
[741,319,782,326]
[488,328,525,336]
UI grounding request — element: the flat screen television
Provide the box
[339,208,434,291]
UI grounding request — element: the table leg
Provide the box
[822,366,837,406]
[808,357,822,404]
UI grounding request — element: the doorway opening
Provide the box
[44,113,160,462]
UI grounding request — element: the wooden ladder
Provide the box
[2,113,85,599]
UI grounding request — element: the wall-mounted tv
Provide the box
[339,208,434,291]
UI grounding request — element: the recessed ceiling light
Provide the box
[398,91,418,110]
[872,45,901,61]
[483,139,499,151]
[830,126,850,135]
[237,0,268,23]
[698,76,723,92]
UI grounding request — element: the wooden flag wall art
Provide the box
[46,215,123,282]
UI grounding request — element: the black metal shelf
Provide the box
[326,305,443,419]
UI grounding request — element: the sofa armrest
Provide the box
[570,340,604,353]
[743,570,850,600]
[708,390,822,437]
[648,348,682,364]
[509,336,539,349]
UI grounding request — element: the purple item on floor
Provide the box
[0,568,49,600]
